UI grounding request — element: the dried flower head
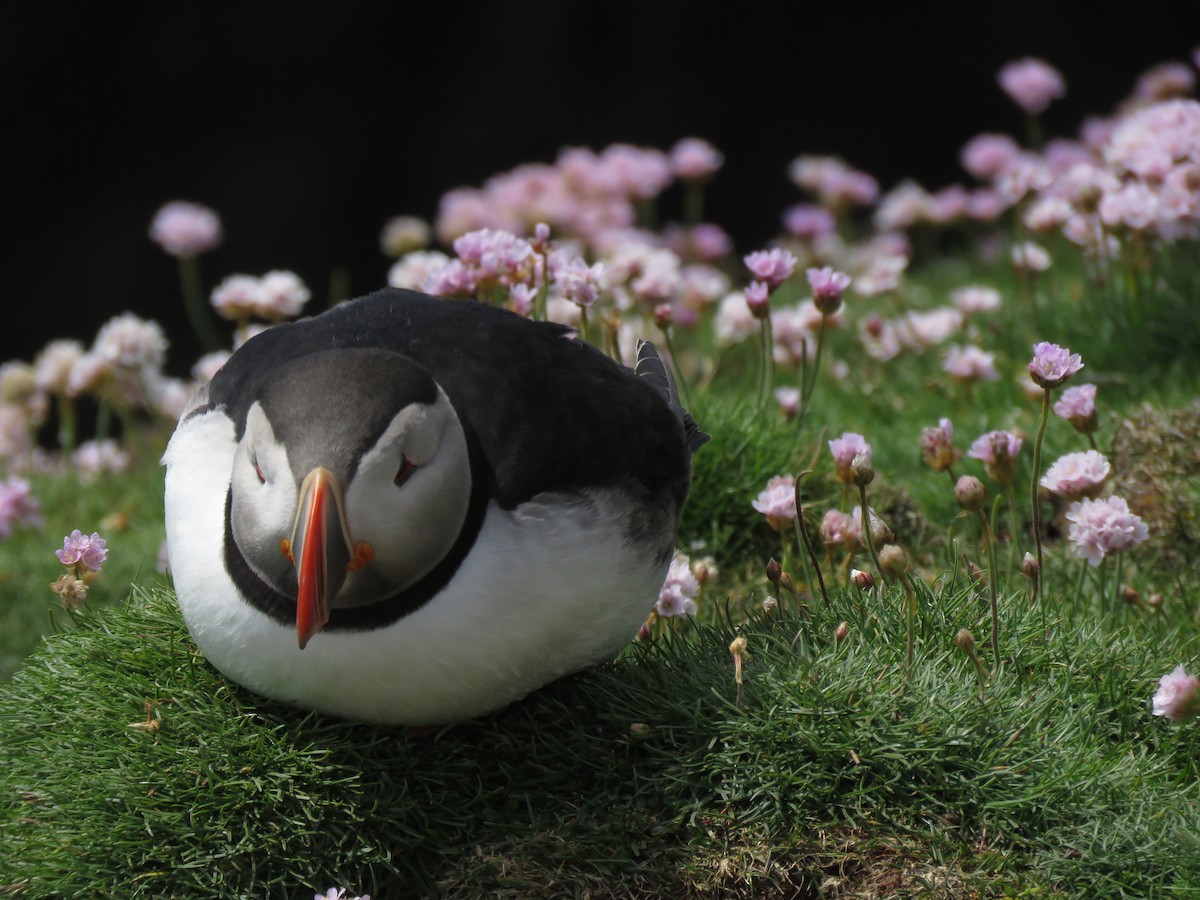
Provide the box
[920,418,961,472]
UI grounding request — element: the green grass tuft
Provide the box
[4,577,1200,897]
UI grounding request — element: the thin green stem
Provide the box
[792,475,829,608]
[858,484,886,583]
[977,509,1001,661]
[1030,389,1051,602]
[179,257,225,353]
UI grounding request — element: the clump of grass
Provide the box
[4,578,1200,897]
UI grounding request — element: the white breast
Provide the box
[163,408,670,725]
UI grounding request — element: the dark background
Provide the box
[4,3,1196,372]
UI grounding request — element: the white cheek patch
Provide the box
[231,403,297,586]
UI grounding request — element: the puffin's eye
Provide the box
[394,455,416,487]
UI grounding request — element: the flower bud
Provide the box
[637,621,652,642]
[779,571,794,592]
[1121,584,1141,606]
[955,628,975,653]
[955,475,987,512]
[1147,592,1163,610]
[653,303,674,329]
[745,281,771,319]
[835,621,849,644]
[762,595,778,613]
[868,512,894,547]
[765,558,782,585]
[1021,552,1040,582]
[850,451,875,486]
[850,568,874,591]
[878,544,910,579]
[729,636,748,656]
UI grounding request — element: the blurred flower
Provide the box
[552,255,606,308]
[1011,241,1052,273]
[960,133,1023,181]
[56,529,108,571]
[315,890,370,900]
[951,285,1001,316]
[943,344,999,382]
[1040,450,1110,500]
[255,270,311,320]
[33,339,85,395]
[1053,383,1098,433]
[1065,495,1149,566]
[782,203,836,240]
[686,223,733,260]
[806,266,852,315]
[744,281,771,319]
[752,475,797,531]
[774,387,800,420]
[1153,665,1200,722]
[969,430,1023,484]
[50,574,89,612]
[387,250,451,291]
[920,418,961,472]
[669,137,723,181]
[72,439,131,483]
[955,474,988,512]
[1135,61,1196,103]
[1028,341,1083,389]
[743,248,797,289]
[192,351,231,384]
[657,553,699,617]
[149,200,223,258]
[819,509,856,549]
[829,433,870,484]
[379,215,431,257]
[93,313,168,372]
[713,291,758,345]
[210,274,262,320]
[997,57,1066,115]
[0,475,42,538]
[789,155,879,207]
[1104,99,1200,180]
[850,569,874,591]
[902,307,962,350]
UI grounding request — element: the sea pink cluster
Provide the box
[1153,665,1200,722]
[919,418,961,473]
[997,57,1066,116]
[1064,495,1150,566]
[0,475,42,538]
[1039,450,1111,500]
[969,430,1023,484]
[752,474,797,532]
[828,433,870,484]
[55,529,108,571]
[1053,383,1098,433]
[149,201,223,258]
[788,155,880,208]
[211,270,311,322]
[818,508,858,549]
[656,553,700,618]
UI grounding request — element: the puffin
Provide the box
[163,287,707,725]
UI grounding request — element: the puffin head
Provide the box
[228,348,473,648]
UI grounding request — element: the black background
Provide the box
[4,3,1196,372]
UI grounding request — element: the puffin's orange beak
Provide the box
[290,467,353,649]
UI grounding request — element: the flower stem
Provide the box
[792,474,829,608]
[179,257,225,353]
[756,315,774,412]
[977,509,1002,661]
[858,484,886,583]
[1030,389,1051,601]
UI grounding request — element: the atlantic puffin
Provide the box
[162,287,707,725]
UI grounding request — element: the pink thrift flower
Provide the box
[1011,241,1052,273]
[806,267,852,315]
[211,274,263,320]
[997,57,1066,115]
[752,475,797,531]
[902,308,963,350]
[1040,450,1111,500]
[149,201,223,258]
[920,418,961,472]
[388,250,451,292]
[669,137,723,181]
[379,215,431,257]
[969,430,1023,484]
[687,223,733,260]
[55,529,108,571]
[33,339,85,395]
[1065,495,1149,566]
[1053,383,1098,433]
[829,433,870,484]
[657,553,700,618]
[72,439,132,482]
[0,475,42,537]
[819,509,856,549]
[1029,341,1083,389]
[1135,61,1196,102]
[959,133,1023,181]
[743,248,797,289]
[254,270,311,320]
[782,204,836,240]
[552,256,606,308]
[951,285,1002,315]
[714,292,759,345]
[93,313,169,372]
[1153,665,1200,722]
[943,345,999,382]
[774,387,800,420]
[1104,99,1200,180]
[744,281,771,319]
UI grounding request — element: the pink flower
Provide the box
[943,345,999,382]
[782,204,836,240]
[1053,383,1098,433]
[774,387,800,419]
[55,529,108,571]
[255,271,311,320]
[806,267,852,315]
[657,553,700,618]
[902,308,963,350]
[669,137,723,181]
[1065,495,1150,566]
[818,509,856,548]
[92,313,168,372]
[1029,341,1083,389]
[789,155,879,206]
[743,248,797,289]
[959,133,1023,181]
[969,430,1023,484]
[211,274,262,320]
[829,433,870,484]
[379,215,431,257]
[951,286,1002,316]
[1011,241,1052,273]
[1135,61,1196,102]
[552,256,606,308]
[687,223,733,260]
[1040,450,1111,500]
[149,201,223,258]
[752,475,797,531]
[388,250,451,292]
[744,281,771,319]
[1153,665,1200,722]
[33,340,85,395]
[1104,99,1200,180]
[997,57,1066,115]
[920,418,961,472]
[714,292,759,345]
[71,439,132,483]
[0,475,42,537]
